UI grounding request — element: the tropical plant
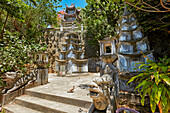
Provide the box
[127,56,170,113]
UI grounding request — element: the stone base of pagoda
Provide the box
[65,72,89,77]
[57,59,88,76]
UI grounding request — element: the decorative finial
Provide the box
[123,5,131,16]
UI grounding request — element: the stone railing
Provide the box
[1,68,38,94]
[0,68,48,106]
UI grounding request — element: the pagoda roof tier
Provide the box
[56,60,67,63]
[65,4,76,11]
[63,16,81,22]
[98,36,116,43]
[64,12,77,17]
[117,20,140,32]
[118,50,153,57]
[72,59,88,63]
[117,13,136,24]
[57,58,88,63]
[64,11,80,17]
[62,19,81,24]
[118,36,147,43]
[64,13,77,19]
[60,49,84,54]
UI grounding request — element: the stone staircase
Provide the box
[3,73,99,113]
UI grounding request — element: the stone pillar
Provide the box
[37,68,48,85]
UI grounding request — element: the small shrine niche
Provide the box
[99,37,117,57]
[105,43,112,54]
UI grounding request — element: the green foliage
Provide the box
[80,0,124,52]
[81,0,169,57]
[127,56,170,113]
[0,0,62,86]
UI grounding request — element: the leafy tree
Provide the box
[0,0,62,85]
[128,57,170,113]
[81,0,169,58]
[128,0,170,59]
[79,0,124,57]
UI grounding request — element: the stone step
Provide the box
[15,95,88,113]
[4,104,43,113]
[25,90,91,109]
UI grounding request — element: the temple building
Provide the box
[56,4,88,76]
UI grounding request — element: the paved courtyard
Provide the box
[27,73,100,105]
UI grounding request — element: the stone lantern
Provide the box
[98,36,119,94]
[98,36,117,63]
[35,51,48,85]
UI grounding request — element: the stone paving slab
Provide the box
[26,73,100,103]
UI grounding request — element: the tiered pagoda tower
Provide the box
[63,3,81,26]
[57,4,88,76]
[115,6,154,92]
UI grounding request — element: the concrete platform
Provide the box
[26,73,99,103]
[4,73,100,113]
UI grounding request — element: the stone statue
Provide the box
[88,64,119,113]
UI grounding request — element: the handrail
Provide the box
[1,68,38,94]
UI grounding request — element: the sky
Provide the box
[57,0,87,11]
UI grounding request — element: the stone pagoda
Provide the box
[57,4,88,76]
[115,6,154,92]
[97,6,154,112]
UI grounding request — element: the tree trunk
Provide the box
[0,13,8,39]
